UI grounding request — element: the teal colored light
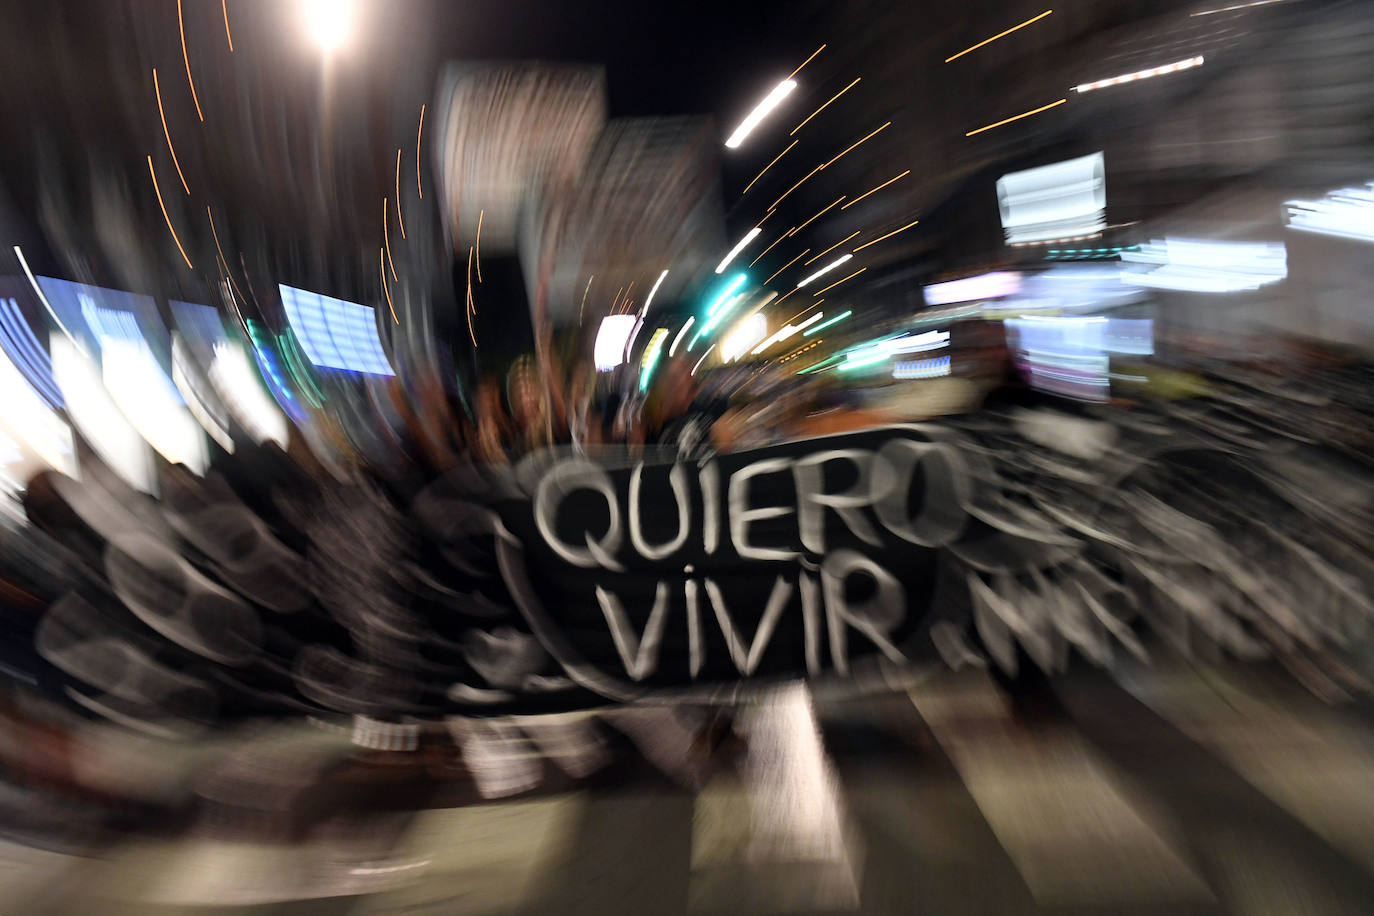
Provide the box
[803,309,851,336]
[706,273,747,317]
[689,290,746,351]
[797,353,842,374]
[838,350,890,372]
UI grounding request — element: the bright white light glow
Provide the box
[716,228,762,273]
[594,315,637,370]
[301,0,356,52]
[1073,57,1203,93]
[997,152,1105,245]
[924,271,1022,305]
[101,338,207,475]
[752,310,825,355]
[52,336,154,494]
[720,312,767,362]
[725,80,798,149]
[668,316,695,357]
[209,341,290,448]
[797,253,852,287]
[0,330,72,480]
[643,269,670,312]
[1284,182,1374,244]
[1121,238,1287,292]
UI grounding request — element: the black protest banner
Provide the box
[489,425,975,702]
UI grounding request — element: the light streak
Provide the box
[222,0,234,50]
[837,351,889,372]
[690,344,715,376]
[465,247,476,346]
[1192,0,1286,13]
[579,274,594,323]
[790,78,861,135]
[853,218,919,250]
[945,10,1053,63]
[726,80,798,149]
[804,310,851,336]
[378,248,397,323]
[622,279,636,313]
[706,274,748,317]
[797,253,851,287]
[766,249,810,285]
[643,269,669,313]
[805,231,860,264]
[207,207,248,307]
[716,227,762,273]
[416,104,425,198]
[793,196,845,235]
[965,98,1066,136]
[611,285,624,312]
[12,247,75,345]
[668,316,695,357]
[750,230,792,266]
[177,0,204,122]
[821,121,890,170]
[841,169,909,209]
[743,140,797,195]
[812,267,865,297]
[147,156,194,269]
[769,163,825,211]
[773,286,801,307]
[1284,183,1374,244]
[153,69,190,195]
[751,310,826,355]
[924,271,1021,305]
[383,198,398,281]
[395,150,406,239]
[781,300,823,327]
[475,209,484,282]
[1072,56,1203,93]
[788,44,825,80]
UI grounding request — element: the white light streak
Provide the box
[796,253,852,287]
[1284,183,1374,244]
[1192,0,1287,15]
[924,271,1022,305]
[725,80,798,149]
[716,228,762,273]
[1120,237,1287,292]
[643,269,670,312]
[721,312,768,362]
[668,316,695,357]
[13,247,78,347]
[690,343,716,376]
[751,311,826,355]
[1073,56,1203,93]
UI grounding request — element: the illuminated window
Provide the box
[0,297,62,408]
[278,284,394,375]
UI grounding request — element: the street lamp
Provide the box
[300,0,357,53]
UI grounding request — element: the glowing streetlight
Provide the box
[300,0,356,53]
